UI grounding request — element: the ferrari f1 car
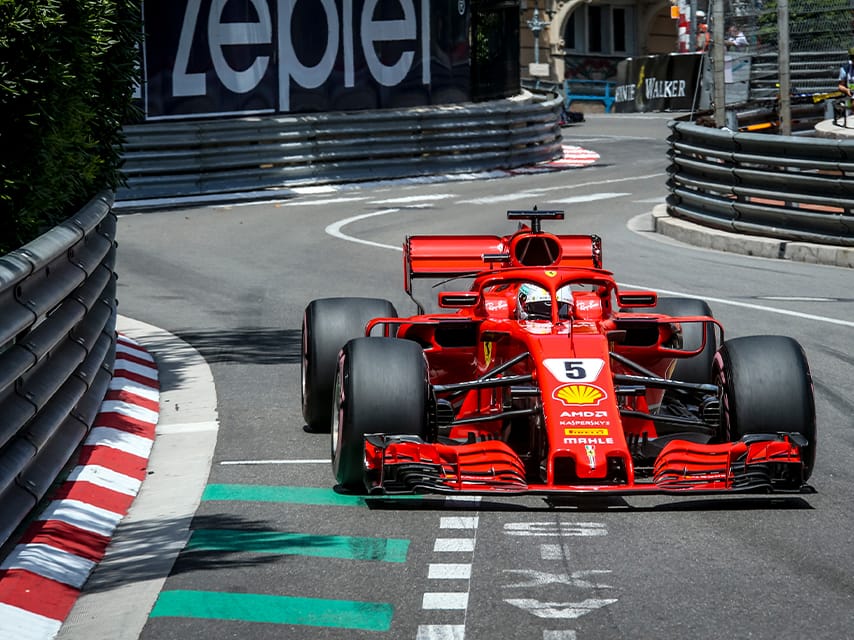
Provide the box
[301,210,816,496]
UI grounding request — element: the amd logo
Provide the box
[171,0,432,112]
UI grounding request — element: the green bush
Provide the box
[0,0,141,254]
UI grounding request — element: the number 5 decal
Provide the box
[543,358,605,382]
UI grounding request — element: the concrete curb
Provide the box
[651,204,854,269]
[56,316,219,640]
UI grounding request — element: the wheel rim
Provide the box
[300,319,309,410]
[331,369,343,477]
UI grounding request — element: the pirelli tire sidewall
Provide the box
[713,335,816,480]
[332,337,430,491]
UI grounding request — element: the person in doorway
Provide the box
[695,11,710,52]
[725,25,748,50]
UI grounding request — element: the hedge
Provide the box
[0,0,141,254]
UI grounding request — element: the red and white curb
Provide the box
[0,334,159,640]
[512,145,600,174]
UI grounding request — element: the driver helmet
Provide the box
[517,283,573,320]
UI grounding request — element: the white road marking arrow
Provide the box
[502,569,613,589]
[503,598,618,619]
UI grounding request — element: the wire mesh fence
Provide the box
[745,0,854,54]
[711,0,854,100]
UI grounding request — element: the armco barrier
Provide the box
[667,121,854,246]
[117,92,564,205]
[0,191,117,546]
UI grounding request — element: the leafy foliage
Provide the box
[0,0,141,254]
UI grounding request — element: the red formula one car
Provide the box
[301,210,816,497]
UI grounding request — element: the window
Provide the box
[613,8,626,53]
[588,6,603,52]
[563,5,635,56]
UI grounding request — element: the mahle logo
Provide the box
[553,383,606,406]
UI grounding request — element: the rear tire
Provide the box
[301,297,397,432]
[332,337,430,492]
[713,335,816,480]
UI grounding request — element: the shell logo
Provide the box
[553,384,607,406]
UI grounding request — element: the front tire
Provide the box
[713,335,816,480]
[301,297,397,432]
[332,337,430,492]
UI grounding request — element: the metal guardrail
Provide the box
[0,191,117,546]
[667,121,854,246]
[117,93,564,206]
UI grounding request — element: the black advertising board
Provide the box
[613,53,703,113]
[143,0,470,119]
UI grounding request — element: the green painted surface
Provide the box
[187,529,409,562]
[202,483,422,506]
[150,590,393,630]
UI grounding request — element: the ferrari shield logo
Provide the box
[483,341,494,367]
[553,384,607,406]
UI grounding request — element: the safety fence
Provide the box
[667,120,854,246]
[117,93,564,206]
[0,191,117,546]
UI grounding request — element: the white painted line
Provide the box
[428,563,472,580]
[422,592,470,610]
[540,543,570,560]
[444,495,482,504]
[457,191,547,205]
[154,421,219,435]
[219,458,329,465]
[758,296,837,302]
[440,516,479,529]
[369,194,455,204]
[291,185,339,195]
[38,500,123,538]
[504,522,607,537]
[1,543,95,589]
[0,603,62,638]
[504,597,618,619]
[544,631,578,640]
[433,538,476,552]
[416,624,466,640]
[84,427,155,458]
[619,281,854,328]
[325,208,403,251]
[552,193,630,204]
[281,196,367,206]
[66,465,141,497]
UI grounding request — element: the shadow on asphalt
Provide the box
[362,494,815,513]
[175,327,300,365]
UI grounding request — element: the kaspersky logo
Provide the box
[553,384,607,406]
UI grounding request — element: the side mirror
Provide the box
[616,291,658,308]
[438,291,481,308]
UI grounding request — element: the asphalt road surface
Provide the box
[60,113,854,640]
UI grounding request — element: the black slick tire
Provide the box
[331,337,430,492]
[301,297,397,432]
[713,335,816,480]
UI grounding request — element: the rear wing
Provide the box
[403,233,602,294]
